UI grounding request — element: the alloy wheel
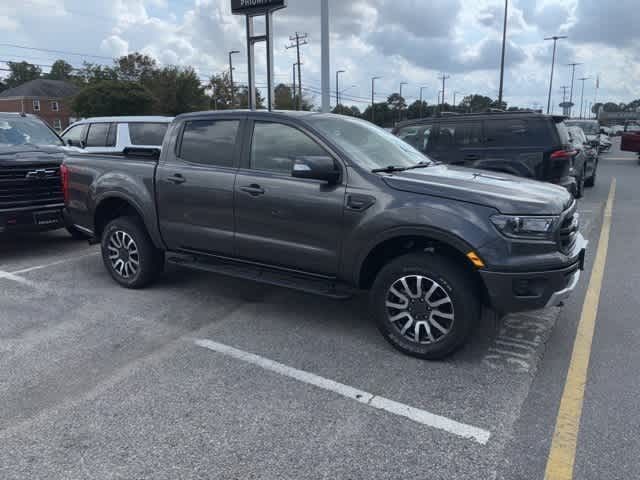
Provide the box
[385,275,455,344]
[107,230,140,279]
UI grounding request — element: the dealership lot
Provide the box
[0,162,610,479]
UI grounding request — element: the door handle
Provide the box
[167,173,186,184]
[464,154,480,161]
[240,184,265,196]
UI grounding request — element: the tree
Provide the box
[73,81,154,117]
[362,102,393,127]
[0,79,6,94]
[624,99,640,112]
[73,62,119,86]
[237,86,265,109]
[407,100,430,119]
[332,104,361,117]
[5,61,41,88]
[274,83,296,110]
[148,66,208,115]
[601,102,621,112]
[115,52,157,84]
[461,94,494,113]
[209,72,238,110]
[47,60,74,80]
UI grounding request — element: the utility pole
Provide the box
[320,0,330,112]
[419,86,428,118]
[286,32,308,110]
[438,74,450,111]
[399,81,407,123]
[371,76,381,124]
[292,63,297,105]
[544,35,567,114]
[578,76,590,119]
[566,62,581,118]
[228,50,240,107]
[336,69,345,109]
[498,0,508,107]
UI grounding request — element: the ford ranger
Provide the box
[62,111,587,359]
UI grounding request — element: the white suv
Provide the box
[61,116,173,154]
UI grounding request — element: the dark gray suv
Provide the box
[394,112,578,195]
[63,111,587,359]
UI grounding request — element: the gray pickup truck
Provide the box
[63,111,587,359]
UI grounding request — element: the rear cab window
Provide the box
[129,123,169,146]
[179,119,240,167]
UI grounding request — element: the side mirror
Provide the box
[292,156,340,184]
[80,140,86,149]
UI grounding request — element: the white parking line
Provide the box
[9,251,99,275]
[0,251,100,286]
[194,338,491,445]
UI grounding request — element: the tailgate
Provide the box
[621,132,640,152]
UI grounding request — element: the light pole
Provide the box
[399,81,408,123]
[498,0,508,107]
[578,76,591,119]
[228,50,240,107]
[566,62,581,118]
[335,70,345,109]
[419,86,428,118]
[371,76,381,123]
[544,35,567,114]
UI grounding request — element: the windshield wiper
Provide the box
[371,161,434,174]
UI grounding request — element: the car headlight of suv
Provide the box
[491,215,558,240]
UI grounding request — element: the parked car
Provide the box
[393,112,578,195]
[621,130,640,163]
[63,111,586,359]
[0,112,84,237]
[565,119,603,150]
[61,116,173,154]
[567,126,598,197]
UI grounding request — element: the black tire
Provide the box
[574,169,585,198]
[65,225,91,240]
[585,162,597,187]
[369,252,480,359]
[101,216,164,289]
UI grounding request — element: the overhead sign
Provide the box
[231,0,287,15]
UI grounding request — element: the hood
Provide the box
[382,165,573,215]
[0,145,66,166]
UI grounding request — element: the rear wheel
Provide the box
[585,161,597,187]
[101,216,164,289]
[370,253,480,359]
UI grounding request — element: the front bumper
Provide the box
[0,205,65,234]
[479,234,587,313]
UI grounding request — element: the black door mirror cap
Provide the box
[292,156,340,184]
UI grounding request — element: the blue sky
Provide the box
[1,0,638,110]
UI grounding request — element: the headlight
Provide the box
[491,215,557,240]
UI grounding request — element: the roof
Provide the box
[0,79,80,99]
[396,111,566,129]
[175,109,320,121]
[71,116,174,124]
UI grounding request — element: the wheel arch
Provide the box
[356,228,488,303]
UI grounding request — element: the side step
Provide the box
[166,253,355,300]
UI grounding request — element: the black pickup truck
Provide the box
[0,112,84,237]
[63,111,587,359]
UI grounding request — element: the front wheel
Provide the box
[370,253,480,359]
[101,216,164,289]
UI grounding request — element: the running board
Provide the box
[166,253,354,300]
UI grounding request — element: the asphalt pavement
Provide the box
[0,141,635,479]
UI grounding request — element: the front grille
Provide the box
[0,163,63,210]
[558,202,579,254]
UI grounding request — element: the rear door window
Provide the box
[129,123,169,146]
[555,121,571,147]
[397,124,433,152]
[485,119,531,147]
[61,124,86,146]
[85,123,111,147]
[179,120,240,167]
[432,122,482,151]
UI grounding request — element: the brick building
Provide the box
[0,79,80,132]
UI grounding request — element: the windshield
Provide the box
[0,116,63,147]
[305,115,429,171]
[566,120,599,135]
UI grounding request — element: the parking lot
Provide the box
[0,144,625,479]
